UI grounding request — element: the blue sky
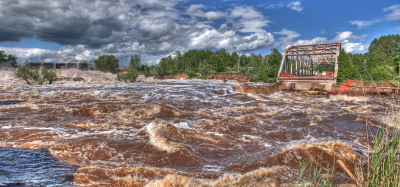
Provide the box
[0,0,399,66]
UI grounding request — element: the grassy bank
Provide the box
[295,125,399,187]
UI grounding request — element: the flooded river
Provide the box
[0,75,392,186]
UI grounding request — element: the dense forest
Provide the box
[155,48,282,82]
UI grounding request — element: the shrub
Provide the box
[185,70,197,78]
[117,68,138,82]
[15,64,35,84]
[41,67,57,84]
[15,63,57,84]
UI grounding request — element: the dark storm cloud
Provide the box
[0,0,277,65]
[0,0,125,45]
[137,18,177,40]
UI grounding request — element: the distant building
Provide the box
[28,61,90,71]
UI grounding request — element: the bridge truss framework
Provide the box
[276,43,341,91]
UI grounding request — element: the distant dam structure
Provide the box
[28,61,90,71]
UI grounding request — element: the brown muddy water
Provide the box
[0,73,393,186]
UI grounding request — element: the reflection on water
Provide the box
[0,78,389,186]
[0,148,77,186]
[0,101,24,106]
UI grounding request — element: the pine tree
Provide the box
[266,48,282,79]
[254,59,268,82]
[338,49,358,82]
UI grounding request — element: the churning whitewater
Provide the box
[0,74,389,186]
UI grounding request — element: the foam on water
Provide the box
[58,69,117,82]
[145,166,290,187]
[202,165,225,172]
[146,120,185,153]
[328,94,370,102]
[1,125,12,129]
[173,122,192,129]
[381,110,400,129]
[263,143,272,147]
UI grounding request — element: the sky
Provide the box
[0,0,399,66]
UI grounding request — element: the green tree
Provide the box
[138,64,151,76]
[41,67,57,84]
[338,49,358,82]
[366,34,400,80]
[15,63,35,84]
[130,55,141,70]
[94,54,119,72]
[198,60,212,78]
[156,55,173,78]
[368,34,400,66]
[253,59,268,82]
[252,48,282,82]
[0,51,18,67]
[370,66,392,80]
[266,48,282,79]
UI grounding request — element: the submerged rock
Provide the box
[57,77,85,82]
[233,83,280,96]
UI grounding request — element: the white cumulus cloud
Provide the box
[287,1,303,12]
[189,29,274,52]
[274,29,300,39]
[274,29,301,48]
[229,5,270,32]
[331,31,367,42]
[185,4,227,21]
[282,31,368,53]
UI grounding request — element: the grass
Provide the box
[232,174,248,187]
[362,126,400,187]
[295,158,335,187]
[294,126,399,187]
[372,80,400,86]
[358,67,400,186]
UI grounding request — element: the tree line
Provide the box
[5,34,400,83]
[154,48,282,82]
[151,33,400,83]
[339,34,400,82]
[92,48,283,82]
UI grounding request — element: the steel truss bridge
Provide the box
[277,43,341,91]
